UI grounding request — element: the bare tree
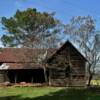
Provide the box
[64,16,100,86]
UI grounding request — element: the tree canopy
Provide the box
[1,8,60,48]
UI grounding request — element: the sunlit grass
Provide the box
[0,87,62,98]
[91,80,100,85]
[0,87,99,100]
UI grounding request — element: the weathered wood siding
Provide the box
[47,41,86,86]
[0,71,5,82]
[0,71,9,83]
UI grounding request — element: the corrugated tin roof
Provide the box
[0,48,56,63]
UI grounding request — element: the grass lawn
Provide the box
[0,87,100,100]
[91,80,100,85]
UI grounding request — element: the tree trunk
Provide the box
[87,73,93,87]
[44,66,47,83]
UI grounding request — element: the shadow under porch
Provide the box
[5,69,46,83]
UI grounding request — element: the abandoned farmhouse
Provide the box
[0,41,87,86]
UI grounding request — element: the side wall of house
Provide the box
[47,42,86,86]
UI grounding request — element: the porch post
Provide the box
[49,69,51,86]
[15,74,17,83]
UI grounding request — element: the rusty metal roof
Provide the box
[0,48,56,63]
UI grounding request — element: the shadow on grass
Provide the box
[0,88,100,100]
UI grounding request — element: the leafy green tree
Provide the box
[1,8,60,48]
[1,8,62,83]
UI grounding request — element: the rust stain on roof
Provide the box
[0,48,56,63]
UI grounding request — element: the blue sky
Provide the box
[0,0,100,38]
